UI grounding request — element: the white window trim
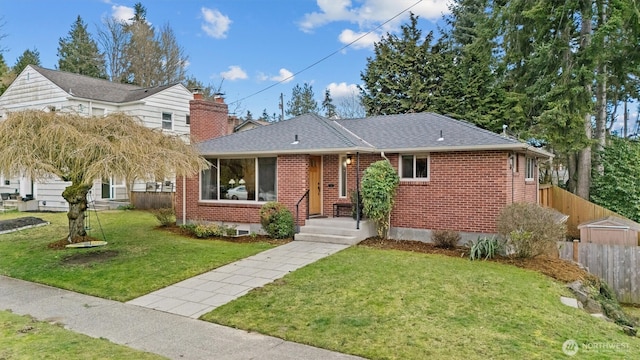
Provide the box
[199,157,277,203]
[339,155,348,198]
[525,157,536,181]
[399,154,430,181]
[161,112,173,131]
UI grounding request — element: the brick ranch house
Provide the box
[176,95,552,241]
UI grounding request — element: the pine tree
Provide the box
[13,48,41,74]
[359,13,440,116]
[322,89,337,118]
[57,15,106,78]
[0,53,10,94]
[286,83,319,117]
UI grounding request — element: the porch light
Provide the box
[229,179,236,186]
[346,155,352,165]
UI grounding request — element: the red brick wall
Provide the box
[176,149,538,234]
[175,154,309,227]
[189,98,229,143]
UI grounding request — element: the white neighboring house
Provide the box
[0,65,192,211]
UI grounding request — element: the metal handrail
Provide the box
[295,189,310,234]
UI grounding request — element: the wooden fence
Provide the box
[130,192,174,210]
[559,241,640,304]
[539,184,638,240]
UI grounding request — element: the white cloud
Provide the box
[338,29,380,49]
[300,0,451,50]
[201,7,232,39]
[111,5,134,24]
[220,65,248,81]
[270,68,294,83]
[327,82,359,99]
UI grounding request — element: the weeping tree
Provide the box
[0,110,208,242]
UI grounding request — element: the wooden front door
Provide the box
[309,156,322,215]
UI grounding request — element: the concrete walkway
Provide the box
[127,241,349,318]
[0,244,362,360]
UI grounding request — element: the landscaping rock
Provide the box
[561,296,581,309]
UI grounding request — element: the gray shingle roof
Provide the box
[197,113,369,155]
[32,65,176,103]
[197,112,552,158]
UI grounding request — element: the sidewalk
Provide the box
[128,241,349,318]
[0,275,363,360]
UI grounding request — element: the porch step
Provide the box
[294,233,360,245]
[295,218,375,245]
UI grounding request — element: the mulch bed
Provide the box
[0,216,49,234]
[159,225,292,245]
[359,237,595,283]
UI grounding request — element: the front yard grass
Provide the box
[0,310,164,359]
[0,210,273,301]
[202,246,640,359]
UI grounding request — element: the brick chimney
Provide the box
[189,91,229,143]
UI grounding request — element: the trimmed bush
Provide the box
[361,160,400,238]
[431,230,461,249]
[152,208,175,227]
[180,221,236,238]
[497,202,566,258]
[260,202,295,239]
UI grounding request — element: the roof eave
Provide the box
[199,146,376,157]
[66,95,146,106]
[377,143,554,158]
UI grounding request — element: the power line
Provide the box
[229,0,424,105]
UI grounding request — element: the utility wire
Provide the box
[229,0,424,105]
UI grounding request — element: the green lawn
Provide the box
[0,310,165,359]
[0,210,273,301]
[203,246,640,359]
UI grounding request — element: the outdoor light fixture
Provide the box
[346,155,352,165]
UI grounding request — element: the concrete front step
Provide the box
[295,218,375,245]
[294,233,360,245]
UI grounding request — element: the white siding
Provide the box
[0,67,69,117]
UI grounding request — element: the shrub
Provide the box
[361,160,400,238]
[152,208,175,227]
[179,221,236,238]
[468,236,502,260]
[260,202,295,239]
[431,230,461,249]
[497,202,566,258]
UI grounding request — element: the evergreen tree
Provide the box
[286,83,319,117]
[359,13,440,116]
[13,48,41,74]
[122,3,160,86]
[57,15,106,78]
[245,110,253,121]
[0,53,10,94]
[259,109,270,121]
[322,89,337,118]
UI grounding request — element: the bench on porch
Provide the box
[333,203,353,217]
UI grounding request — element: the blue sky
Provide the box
[0,0,450,118]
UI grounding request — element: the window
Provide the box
[186,114,190,125]
[162,112,172,130]
[525,157,536,180]
[201,157,277,201]
[400,155,429,180]
[339,156,348,198]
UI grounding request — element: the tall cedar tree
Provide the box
[13,48,41,74]
[286,83,319,117]
[322,89,337,118]
[57,15,107,78]
[495,0,640,199]
[359,13,441,116]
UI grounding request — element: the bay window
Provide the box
[201,157,277,201]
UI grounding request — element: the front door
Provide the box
[309,156,322,215]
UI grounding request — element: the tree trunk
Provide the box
[62,183,91,242]
[575,3,593,200]
[567,153,577,192]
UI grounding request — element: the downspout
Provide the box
[511,152,515,204]
[356,152,360,230]
[182,175,186,225]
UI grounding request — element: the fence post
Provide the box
[572,240,579,263]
